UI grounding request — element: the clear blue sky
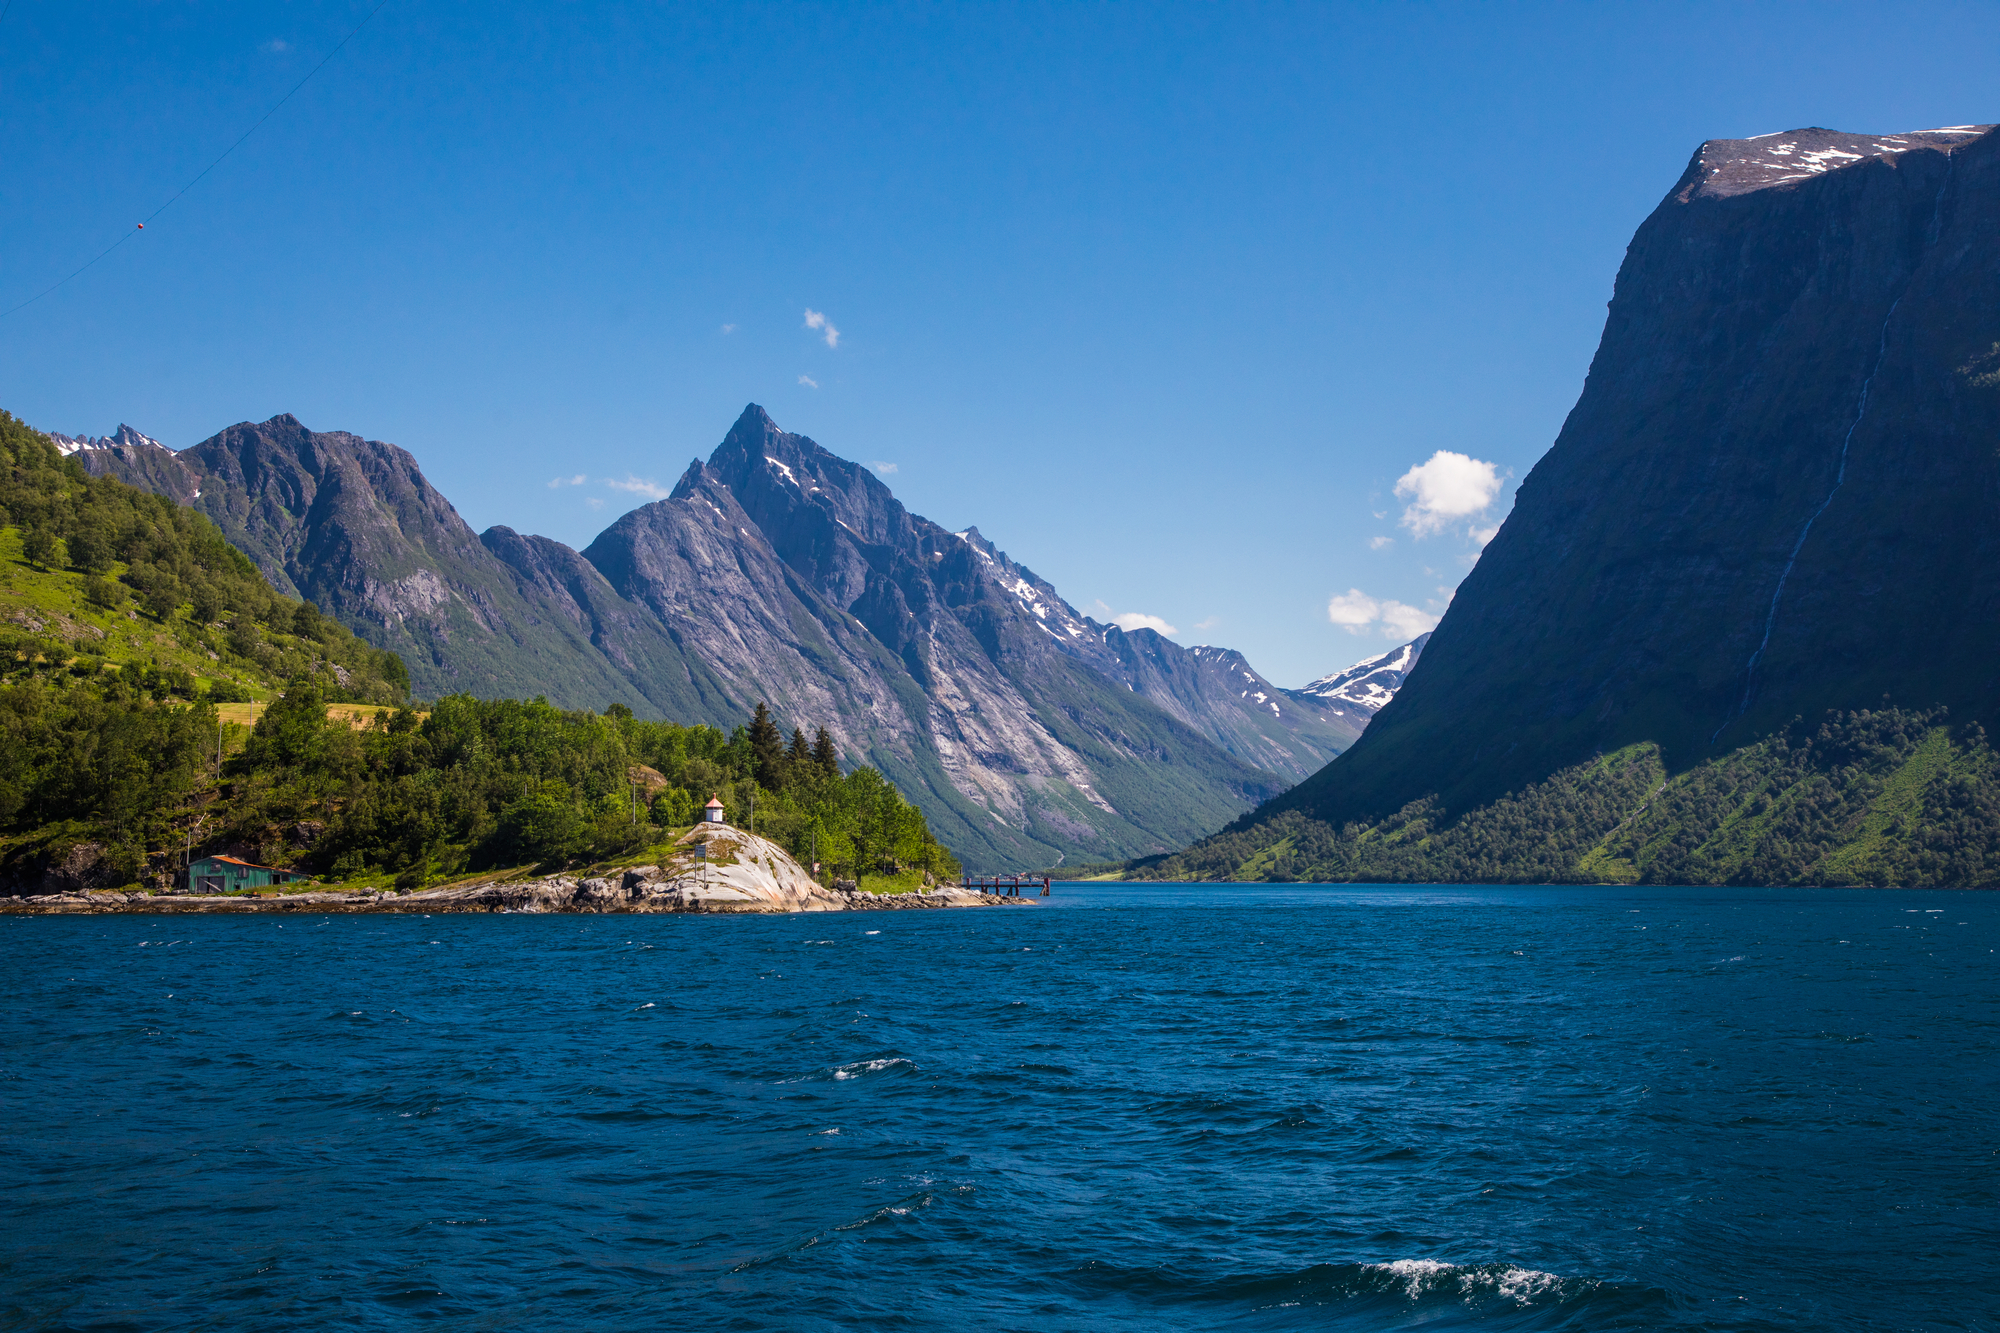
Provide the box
[6,2,1997,686]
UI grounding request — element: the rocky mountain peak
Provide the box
[1678,124,1993,201]
[48,423,168,455]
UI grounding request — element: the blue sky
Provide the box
[6,2,1998,686]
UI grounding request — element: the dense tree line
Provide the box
[0,679,220,886]
[228,691,960,886]
[0,410,407,703]
[1135,708,2000,887]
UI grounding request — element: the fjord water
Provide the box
[4,887,1995,1330]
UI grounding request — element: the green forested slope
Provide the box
[1135,708,2000,887]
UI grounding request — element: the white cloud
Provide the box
[1378,601,1439,640]
[1470,522,1501,547]
[803,308,840,349]
[604,475,671,500]
[1368,535,1394,550]
[585,496,605,509]
[1111,612,1177,635]
[798,374,819,388]
[720,323,737,335]
[869,460,898,475]
[546,473,587,489]
[1193,616,1220,631]
[261,38,291,53]
[1326,587,1440,639]
[1326,589,1381,632]
[1395,450,1503,538]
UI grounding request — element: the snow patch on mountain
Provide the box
[1687,125,1993,200]
[1294,632,1431,714]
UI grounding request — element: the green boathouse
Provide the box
[187,855,305,894]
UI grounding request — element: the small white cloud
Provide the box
[1368,535,1394,550]
[1327,587,1440,639]
[1470,522,1501,546]
[720,323,737,335]
[1378,601,1439,640]
[261,38,291,53]
[1371,510,1388,520]
[604,475,671,500]
[585,496,605,509]
[869,460,898,475]
[803,308,840,349]
[1326,589,1381,632]
[798,374,819,388]
[546,474,587,489]
[1193,616,1220,631]
[1111,612,1177,635]
[1395,450,1503,538]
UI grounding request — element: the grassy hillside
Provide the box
[1134,707,2000,887]
[0,525,403,706]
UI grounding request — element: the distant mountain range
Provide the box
[1145,124,2000,886]
[81,405,1423,870]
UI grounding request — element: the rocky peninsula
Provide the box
[2,826,1035,916]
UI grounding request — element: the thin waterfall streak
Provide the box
[1717,325,1881,736]
[1713,152,1954,745]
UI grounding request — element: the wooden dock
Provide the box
[962,874,1051,897]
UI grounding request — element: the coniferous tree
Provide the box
[786,727,811,776]
[812,726,840,778]
[748,701,786,789]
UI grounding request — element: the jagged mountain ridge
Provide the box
[83,406,1391,869]
[1235,121,2000,847]
[49,424,167,456]
[581,406,1361,866]
[79,415,738,721]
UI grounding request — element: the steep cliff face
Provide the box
[1271,123,2000,830]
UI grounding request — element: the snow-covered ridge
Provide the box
[48,424,167,456]
[1687,125,1993,200]
[1295,632,1430,713]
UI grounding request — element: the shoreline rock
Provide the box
[0,825,1037,915]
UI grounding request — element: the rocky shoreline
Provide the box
[0,873,1032,915]
[0,826,1038,916]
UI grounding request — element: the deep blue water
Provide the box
[3,884,1997,1331]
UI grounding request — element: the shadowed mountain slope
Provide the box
[1155,123,2000,883]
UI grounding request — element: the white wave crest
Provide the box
[1368,1259,1567,1304]
[833,1057,916,1081]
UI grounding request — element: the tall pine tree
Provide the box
[749,701,786,789]
[811,726,840,779]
